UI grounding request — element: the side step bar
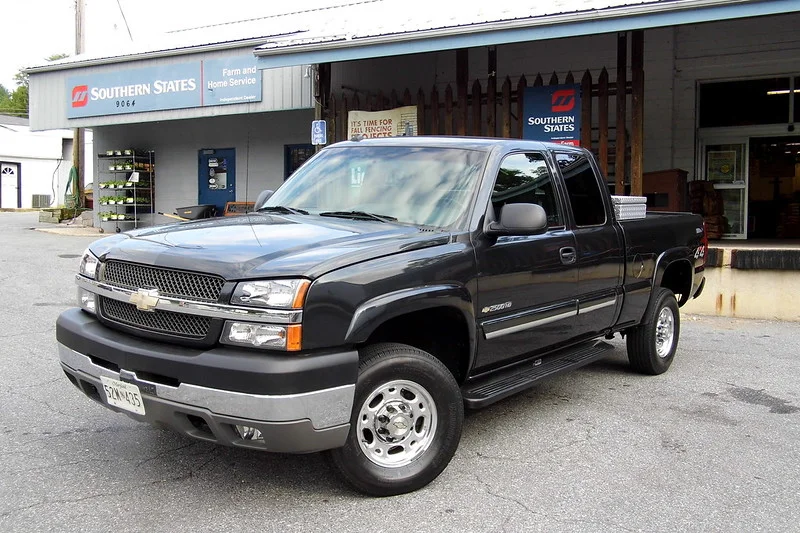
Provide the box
[461,341,615,409]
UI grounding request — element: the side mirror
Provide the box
[254,189,274,210]
[486,203,548,236]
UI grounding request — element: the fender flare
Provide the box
[652,248,695,307]
[344,284,476,363]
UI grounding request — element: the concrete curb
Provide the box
[34,226,104,237]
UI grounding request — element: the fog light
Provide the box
[235,425,263,441]
[78,288,96,314]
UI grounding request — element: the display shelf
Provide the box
[99,170,154,174]
[97,150,155,233]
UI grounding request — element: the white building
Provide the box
[0,114,93,209]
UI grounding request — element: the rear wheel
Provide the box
[327,343,463,496]
[626,287,680,375]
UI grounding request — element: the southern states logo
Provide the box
[71,85,89,108]
[550,89,576,113]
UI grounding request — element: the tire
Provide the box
[327,343,464,496]
[626,287,680,375]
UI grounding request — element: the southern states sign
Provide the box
[67,56,261,119]
[522,84,581,146]
[347,106,418,139]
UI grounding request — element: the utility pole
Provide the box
[73,0,85,207]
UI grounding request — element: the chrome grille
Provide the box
[102,261,224,302]
[100,297,211,338]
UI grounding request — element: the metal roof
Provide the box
[27,0,800,73]
[0,114,30,126]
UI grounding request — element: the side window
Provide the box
[555,152,607,226]
[492,153,563,227]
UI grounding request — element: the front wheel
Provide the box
[327,343,464,496]
[626,287,680,375]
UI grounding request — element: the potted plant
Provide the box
[100,212,110,222]
[125,196,134,204]
[98,182,108,189]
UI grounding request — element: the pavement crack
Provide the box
[14,378,62,390]
[0,471,195,519]
[473,474,543,517]
[12,390,84,420]
[135,441,200,468]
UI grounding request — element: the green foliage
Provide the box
[0,53,68,118]
[0,85,27,118]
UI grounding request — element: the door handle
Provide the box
[560,247,577,265]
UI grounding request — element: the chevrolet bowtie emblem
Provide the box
[129,288,160,312]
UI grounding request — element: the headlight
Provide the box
[221,321,302,351]
[231,279,310,309]
[79,249,99,279]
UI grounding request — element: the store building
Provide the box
[29,44,315,229]
[27,0,800,241]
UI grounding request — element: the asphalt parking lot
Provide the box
[1,211,798,532]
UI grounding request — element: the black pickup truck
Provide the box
[57,137,706,496]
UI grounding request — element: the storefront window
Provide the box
[699,78,791,127]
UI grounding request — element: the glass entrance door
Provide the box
[748,136,800,238]
[701,139,748,239]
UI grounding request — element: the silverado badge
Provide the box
[129,288,160,312]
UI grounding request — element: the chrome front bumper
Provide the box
[58,343,354,453]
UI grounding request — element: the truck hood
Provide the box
[89,214,450,280]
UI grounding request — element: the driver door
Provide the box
[474,152,580,371]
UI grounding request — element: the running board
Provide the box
[462,341,615,409]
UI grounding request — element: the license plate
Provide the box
[100,376,145,415]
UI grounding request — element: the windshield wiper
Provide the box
[319,211,398,223]
[258,205,309,215]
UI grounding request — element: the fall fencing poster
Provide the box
[347,106,418,139]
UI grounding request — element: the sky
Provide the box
[1,0,347,90]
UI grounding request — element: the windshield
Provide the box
[265,146,487,228]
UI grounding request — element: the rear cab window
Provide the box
[555,151,607,227]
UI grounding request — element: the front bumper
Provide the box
[57,308,358,453]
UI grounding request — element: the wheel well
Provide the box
[361,307,471,384]
[660,260,693,306]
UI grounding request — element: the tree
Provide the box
[0,84,10,107]
[0,53,68,118]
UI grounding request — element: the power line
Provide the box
[116,0,134,41]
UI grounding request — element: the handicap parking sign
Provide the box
[311,120,327,145]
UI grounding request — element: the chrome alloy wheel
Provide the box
[357,379,437,468]
[655,307,676,358]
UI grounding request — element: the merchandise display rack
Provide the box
[96,150,155,233]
